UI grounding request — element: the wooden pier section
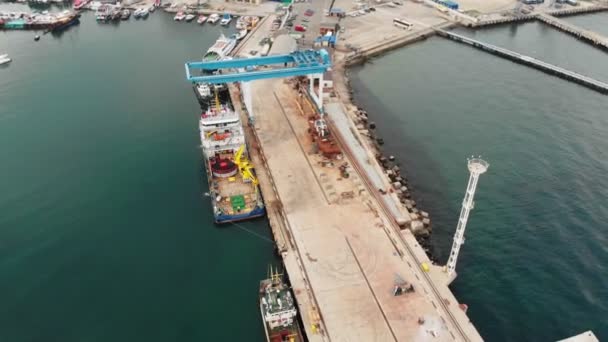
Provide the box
[435,29,608,94]
[536,13,608,51]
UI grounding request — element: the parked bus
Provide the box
[393,18,413,29]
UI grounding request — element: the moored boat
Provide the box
[134,8,148,19]
[235,16,245,29]
[196,15,207,24]
[198,87,265,224]
[120,9,130,20]
[219,13,231,26]
[51,11,80,31]
[259,267,304,342]
[207,13,219,24]
[73,0,89,10]
[173,11,185,21]
[203,33,237,62]
[95,5,110,21]
[111,8,121,21]
[231,29,247,40]
[185,13,195,22]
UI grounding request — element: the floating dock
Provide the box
[435,29,608,94]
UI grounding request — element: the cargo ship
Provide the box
[199,86,265,224]
[259,267,304,342]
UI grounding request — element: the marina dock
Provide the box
[435,29,608,94]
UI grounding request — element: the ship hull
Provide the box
[259,278,304,342]
[199,85,265,225]
[215,205,265,224]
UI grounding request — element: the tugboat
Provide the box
[259,267,303,342]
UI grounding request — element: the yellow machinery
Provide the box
[214,85,221,112]
[234,145,259,186]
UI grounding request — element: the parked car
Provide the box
[294,24,306,32]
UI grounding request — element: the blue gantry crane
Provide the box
[184,49,331,116]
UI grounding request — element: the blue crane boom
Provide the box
[184,49,331,84]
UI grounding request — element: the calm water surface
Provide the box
[1,8,276,341]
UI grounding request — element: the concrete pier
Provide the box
[228,15,484,341]
[217,0,608,338]
[473,5,608,28]
[436,29,608,94]
[240,78,482,341]
[537,13,608,51]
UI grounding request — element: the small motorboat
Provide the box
[185,13,195,22]
[207,13,219,24]
[111,9,121,21]
[0,53,12,65]
[231,29,247,40]
[134,8,148,18]
[121,9,130,20]
[196,15,207,24]
[174,11,186,21]
[148,5,155,12]
[219,13,231,26]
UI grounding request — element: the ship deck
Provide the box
[212,174,260,216]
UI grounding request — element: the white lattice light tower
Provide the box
[446,156,489,282]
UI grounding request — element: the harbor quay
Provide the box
[1,0,606,337]
[228,7,487,342]
[216,0,608,338]
[230,77,483,341]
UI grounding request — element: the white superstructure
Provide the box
[203,34,237,61]
[199,102,244,156]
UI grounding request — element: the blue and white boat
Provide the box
[219,13,231,26]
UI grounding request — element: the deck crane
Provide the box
[234,145,258,186]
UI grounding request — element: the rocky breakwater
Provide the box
[339,72,437,262]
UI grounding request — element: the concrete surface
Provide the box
[246,77,483,341]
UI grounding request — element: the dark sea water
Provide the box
[351,17,608,342]
[1,7,276,341]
